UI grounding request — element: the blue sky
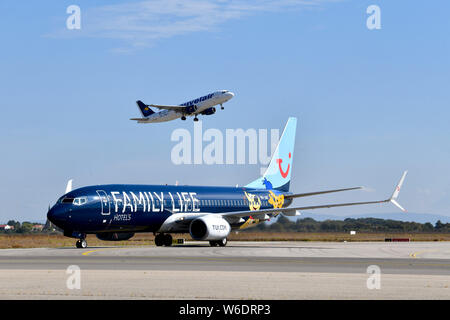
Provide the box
[0,0,449,222]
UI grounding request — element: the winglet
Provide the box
[65,179,73,194]
[389,171,407,212]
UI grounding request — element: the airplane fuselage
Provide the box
[138,90,234,123]
[47,184,293,235]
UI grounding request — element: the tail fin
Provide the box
[245,117,297,192]
[136,100,155,117]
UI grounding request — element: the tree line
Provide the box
[2,217,450,234]
[0,220,45,234]
[250,216,450,233]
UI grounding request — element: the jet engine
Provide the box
[200,107,216,115]
[185,105,198,114]
[96,232,135,241]
[189,215,231,241]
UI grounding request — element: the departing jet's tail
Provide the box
[245,117,297,192]
[136,100,155,117]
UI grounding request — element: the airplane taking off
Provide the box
[130,90,235,123]
[47,118,408,248]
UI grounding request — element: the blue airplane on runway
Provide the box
[47,118,407,248]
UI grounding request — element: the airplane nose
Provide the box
[47,207,56,223]
[47,205,68,228]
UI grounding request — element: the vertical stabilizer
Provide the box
[136,100,155,117]
[245,117,297,192]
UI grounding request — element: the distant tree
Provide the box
[277,216,291,226]
[435,220,444,230]
[17,222,33,234]
[423,222,434,232]
[7,220,20,231]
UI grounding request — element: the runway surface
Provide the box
[0,241,449,299]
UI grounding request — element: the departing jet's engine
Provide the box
[201,107,216,115]
[189,215,231,241]
[185,105,198,114]
[96,232,135,241]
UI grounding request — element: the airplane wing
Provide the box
[159,171,407,231]
[219,171,408,220]
[149,104,188,111]
[284,186,362,199]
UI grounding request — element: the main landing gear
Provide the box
[75,238,87,248]
[181,116,186,120]
[193,116,199,122]
[220,104,224,110]
[155,233,173,247]
[209,238,227,247]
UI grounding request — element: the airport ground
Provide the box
[0,239,449,299]
[1,232,450,249]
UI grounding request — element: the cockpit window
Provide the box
[61,197,74,204]
[73,197,88,206]
[221,90,228,93]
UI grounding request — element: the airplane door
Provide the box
[96,190,110,215]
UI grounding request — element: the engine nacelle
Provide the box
[185,105,198,114]
[189,215,231,241]
[96,232,135,241]
[201,107,216,115]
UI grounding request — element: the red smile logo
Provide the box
[276,153,291,179]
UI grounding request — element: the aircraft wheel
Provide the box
[209,241,218,247]
[193,117,199,122]
[163,234,173,246]
[181,116,186,120]
[155,234,164,247]
[217,238,227,247]
[76,239,87,248]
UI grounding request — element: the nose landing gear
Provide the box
[75,238,87,248]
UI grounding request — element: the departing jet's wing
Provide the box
[149,104,187,111]
[284,186,362,199]
[220,171,408,220]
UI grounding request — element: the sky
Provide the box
[0,0,449,222]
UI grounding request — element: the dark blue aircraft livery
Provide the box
[47,118,408,248]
